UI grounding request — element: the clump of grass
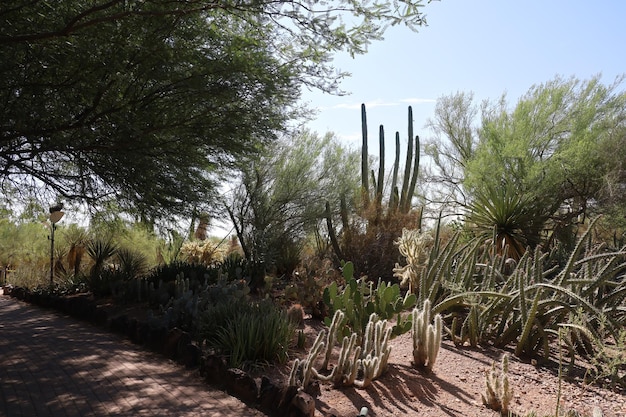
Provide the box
[207,299,295,369]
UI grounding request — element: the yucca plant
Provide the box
[86,237,117,278]
[116,247,148,280]
[465,182,550,260]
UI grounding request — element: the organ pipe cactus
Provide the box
[359,104,420,213]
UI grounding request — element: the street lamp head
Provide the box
[49,203,64,213]
[50,210,64,224]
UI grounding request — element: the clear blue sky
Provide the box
[301,0,626,149]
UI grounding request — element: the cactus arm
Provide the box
[403,134,420,213]
[390,132,400,210]
[399,106,414,210]
[361,103,370,208]
[325,201,344,263]
[376,125,385,207]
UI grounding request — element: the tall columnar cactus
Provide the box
[359,104,421,214]
[481,353,514,415]
[361,104,370,208]
[411,299,443,372]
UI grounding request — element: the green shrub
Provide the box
[207,300,295,369]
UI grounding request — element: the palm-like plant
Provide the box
[465,182,549,260]
[86,238,117,279]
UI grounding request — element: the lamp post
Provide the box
[49,207,64,286]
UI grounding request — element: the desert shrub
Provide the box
[284,257,342,318]
[179,239,227,265]
[340,208,422,282]
[89,267,123,297]
[146,261,215,286]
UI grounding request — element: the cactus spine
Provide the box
[411,299,443,372]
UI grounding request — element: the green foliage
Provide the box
[322,262,416,338]
[1,1,299,219]
[285,259,340,318]
[427,75,626,246]
[584,328,626,389]
[208,300,295,369]
[465,181,549,260]
[225,130,360,274]
[0,217,49,287]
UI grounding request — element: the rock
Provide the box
[259,376,282,413]
[200,354,227,386]
[290,391,316,417]
[180,343,201,368]
[225,368,258,404]
[163,327,184,359]
[325,407,341,417]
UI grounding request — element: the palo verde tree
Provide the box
[425,75,626,256]
[0,0,433,221]
[225,130,360,279]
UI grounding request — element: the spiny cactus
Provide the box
[289,330,326,389]
[322,309,345,370]
[326,333,362,387]
[481,353,514,415]
[411,299,443,372]
[356,313,392,387]
[293,312,394,389]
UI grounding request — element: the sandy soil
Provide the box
[265,318,626,417]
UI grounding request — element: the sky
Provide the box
[300,0,626,150]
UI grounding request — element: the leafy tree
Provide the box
[0,0,431,220]
[424,91,478,211]
[426,75,626,254]
[225,130,360,276]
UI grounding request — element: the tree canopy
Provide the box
[0,0,431,220]
[225,130,360,270]
[425,75,626,250]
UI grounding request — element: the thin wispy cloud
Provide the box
[323,98,435,111]
[399,98,437,104]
